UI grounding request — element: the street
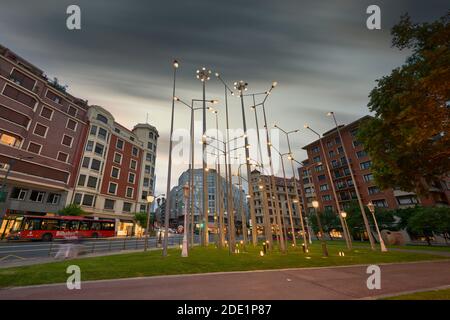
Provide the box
[1,260,449,299]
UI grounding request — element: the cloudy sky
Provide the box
[0,0,447,195]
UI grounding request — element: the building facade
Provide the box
[298,116,450,215]
[250,169,304,236]
[0,45,159,238]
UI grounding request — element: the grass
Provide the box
[325,240,450,252]
[0,241,447,288]
[382,288,450,300]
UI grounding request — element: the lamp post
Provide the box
[144,194,155,251]
[367,201,388,252]
[162,59,179,257]
[197,67,212,247]
[340,211,351,244]
[215,72,237,247]
[312,200,328,257]
[326,111,374,250]
[234,80,259,247]
[182,183,190,257]
[304,124,352,250]
[273,125,309,251]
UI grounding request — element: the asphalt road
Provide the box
[0,234,196,260]
[1,260,449,299]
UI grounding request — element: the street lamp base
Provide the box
[182,237,188,257]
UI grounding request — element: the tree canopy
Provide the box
[57,204,85,216]
[358,12,450,195]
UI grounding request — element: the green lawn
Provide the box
[0,241,447,288]
[325,240,450,252]
[383,288,450,300]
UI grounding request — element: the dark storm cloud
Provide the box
[0,0,447,193]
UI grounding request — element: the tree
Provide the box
[358,12,450,195]
[58,204,85,216]
[344,201,396,241]
[407,207,450,245]
[308,210,341,240]
[134,212,149,230]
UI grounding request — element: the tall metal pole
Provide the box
[213,111,225,248]
[305,126,352,250]
[189,105,195,248]
[328,112,374,250]
[279,153,297,247]
[182,184,189,257]
[368,201,388,252]
[260,102,285,253]
[251,104,272,247]
[313,201,329,257]
[144,197,153,251]
[162,60,179,257]
[235,81,257,247]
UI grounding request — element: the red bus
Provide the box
[6,215,116,241]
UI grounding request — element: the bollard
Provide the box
[302,243,306,253]
[262,242,267,254]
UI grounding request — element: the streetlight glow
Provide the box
[173,60,179,68]
[312,200,319,208]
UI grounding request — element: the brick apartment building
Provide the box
[250,169,304,236]
[298,116,450,217]
[0,44,158,237]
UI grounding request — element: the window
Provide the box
[322,194,332,201]
[114,128,120,134]
[149,132,154,139]
[320,184,329,191]
[372,199,388,208]
[45,90,62,104]
[128,172,135,184]
[142,190,148,200]
[0,131,22,147]
[66,119,77,131]
[104,199,115,210]
[40,106,53,120]
[126,187,134,198]
[90,125,97,136]
[314,165,323,172]
[363,173,374,182]
[82,157,90,168]
[111,167,120,179]
[62,135,73,147]
[130,159,137,170]
[311,146,320,153]
[29,190,45,202]
[147,142,153,150]
[326,141,333,148]
[87,176,98,189]
[3,85,36,108]
[328,150,335,158]
[68,106,77,117]
[360,161,372,170]
[90,159,101,171]
[132,146,138,157]
[94,143,104,156]
[352,140,361,147]
[114,152,122,164]
[145,165,151,174]
[331,160,339,168]
[337,146,344,154]
[123,202,132,212]
[101,222,115,230]
[85,140,94,152]
[116,139,124,150]
[47,193,61,205]
[10,69,36,90]
[57,152,68,162]
[96,114,108,124]
[146,152,152,162]
[317,174,326,181]
[356,150,367,158]
[108,182,117,194]
[33,123,48,137]
[368,186,380,195]
[98,127,107,140]
[396,196,419,205]
[336,181,346,189]
[73,193,82,205]
[335,137,341,144]
[313,156,321,163]
[41,219,59,230]
[27,142,41,154]
[82,194,95,206]
[10,188,27,200]
[78,174,86,186]
[143,177,149,187]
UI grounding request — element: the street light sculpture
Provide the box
[245,82,285,252]
[304,123,353,250]
[196,67,212,247]
[367,201,388,252]
[326,112,375,250]
[273,125,309,251]
[162,59,179,257]
[214,72,237,247]
[340,211,352,245]
[312,200,329,257]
